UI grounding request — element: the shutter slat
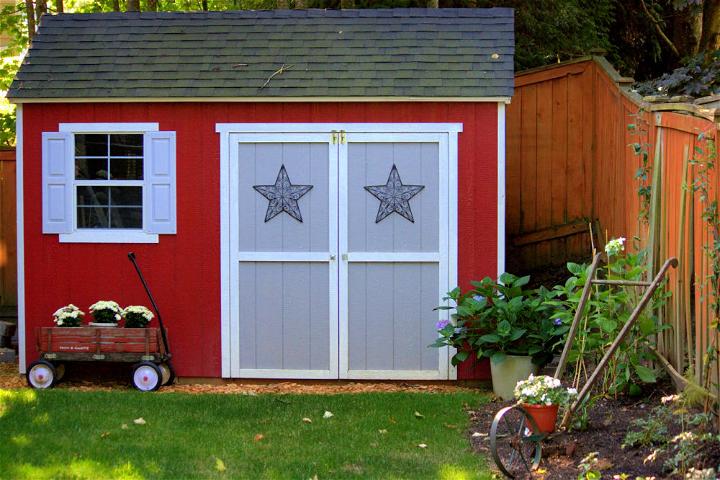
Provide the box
[144,131,176,234]
[42,132,73,233]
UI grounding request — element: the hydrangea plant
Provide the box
[122,305,154,328]
[89,300,123,324]
[52,304,84,327]
[514,374,577,406]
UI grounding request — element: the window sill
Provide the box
[58,230,159,244]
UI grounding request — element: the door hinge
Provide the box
[340,130,346,144]
[331,131,338,144]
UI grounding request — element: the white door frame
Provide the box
[217,123,462,379]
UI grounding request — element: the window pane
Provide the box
[110,134,143,157]
[77,206,110,228]
[110,187,142,206]
[75,158,108,180]
[110,207,142,229]
[110,158,143,180]
[75,134,108,157]
[77,186,109,206]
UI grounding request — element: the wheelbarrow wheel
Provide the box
[158,363,175,386]
[132,362,162,392]
[27,360,57,389]
[489,405,543,479]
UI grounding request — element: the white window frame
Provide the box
[57,123,160,243]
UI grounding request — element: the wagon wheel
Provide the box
[26,360,57,389]
[158,363,175,386]
[489,405,543,479]
[132,362,162,392]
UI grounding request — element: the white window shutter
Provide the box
[144,131,177,234]
[42,132,73,234]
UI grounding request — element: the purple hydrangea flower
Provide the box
[436,319,450,330]
[553,318,563,326]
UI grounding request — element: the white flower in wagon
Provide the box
[122,305,155,328]
[52,304,84,327]
[89,300,123,325]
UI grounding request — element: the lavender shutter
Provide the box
[144,131,176,234]
[42,132,73,234]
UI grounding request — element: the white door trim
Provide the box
[218,123,461,380]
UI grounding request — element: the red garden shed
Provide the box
[8,8,514,381]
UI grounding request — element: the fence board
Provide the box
[0,148,16,310]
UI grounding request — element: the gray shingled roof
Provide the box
[8,8,514,100]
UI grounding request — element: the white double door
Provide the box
[220,124,459,380]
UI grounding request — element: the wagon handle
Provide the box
[127,252,171,358]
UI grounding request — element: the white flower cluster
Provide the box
[514,374,578,406]
[52,304,84,326]
[604,237,626,256]
[89,300,123,321]
[122,305,154,321]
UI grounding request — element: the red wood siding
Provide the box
[22,102,498,379]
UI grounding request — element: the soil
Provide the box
[468,387,720,479]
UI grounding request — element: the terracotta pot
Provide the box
[522,403,559,434]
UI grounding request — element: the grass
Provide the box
[0,389,493,479]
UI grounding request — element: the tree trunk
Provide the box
[672,3,701,57]
[428,0,438,7]
[700,0,720,51]
[126,0,140,12]
[340,0,355,8]
[55,0,63,13]
[35,0,47,25]
[201,0,208,10]
[112,0,120,11]
[276,0,288,8]
[294,0,305,9]
[147,0,157,11]
[25,0,35,40]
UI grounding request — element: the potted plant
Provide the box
[431,273,568,400]
[122,305,154,328]
[88,300,123,326]
[52,304,84,327]
[514,374,577,433]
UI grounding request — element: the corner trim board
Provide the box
[16,105,25,374]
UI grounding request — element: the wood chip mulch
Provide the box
[0,361,481,395]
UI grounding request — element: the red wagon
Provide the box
[29,326,173,391]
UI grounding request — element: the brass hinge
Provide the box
[340,130,346,144]
[331,131,338,144]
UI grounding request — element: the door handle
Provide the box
[342,253,348,261]
[330,254,336,261]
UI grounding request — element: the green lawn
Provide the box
[0,389,492,479]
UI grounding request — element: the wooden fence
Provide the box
[507,56,720,397]
[0,147,16,314]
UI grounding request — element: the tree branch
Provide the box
[640,0,680,57]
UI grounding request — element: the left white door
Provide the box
[226,133,338,378]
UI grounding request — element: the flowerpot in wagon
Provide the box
[490,354,538,401]
[522,403,559,434]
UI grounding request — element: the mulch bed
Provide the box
[468,387,720,479]
[0,361,478,394]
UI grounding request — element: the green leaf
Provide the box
[514,275,531,288]
[508,328,527,341]
[454,349,470,363]
[634,364,657,383]
[596,317,617,333]
[479,333,501,343]
[490,351,506,365]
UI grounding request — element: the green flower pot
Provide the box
[490,354,539,401]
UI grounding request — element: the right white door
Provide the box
[340,132,451,380]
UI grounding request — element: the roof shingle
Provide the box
[8,8,514,100]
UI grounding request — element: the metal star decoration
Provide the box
[364,164,425,223]
[253,164,313,223]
